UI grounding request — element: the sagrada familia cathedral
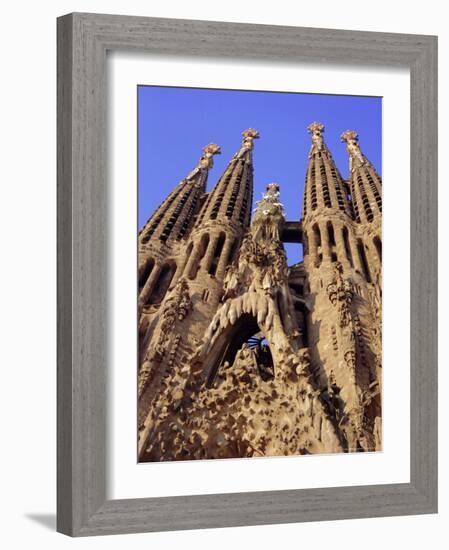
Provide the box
[137,123,382,461]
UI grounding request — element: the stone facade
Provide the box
[137,124,382,461]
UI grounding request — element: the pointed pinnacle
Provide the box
[242,128,260,140]
[341,130,359,143]
[202,143,221,156]
[197,143,221,171]
[341,130,367,172]
[236,128,259,158]
[307,122,325,135]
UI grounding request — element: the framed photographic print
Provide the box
[57,12,437,536]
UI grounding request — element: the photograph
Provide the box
[137,85,382,462]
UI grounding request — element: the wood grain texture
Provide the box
[57,12,438,536]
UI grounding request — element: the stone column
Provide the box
[203,234,219,274]
[139,263,161,308]
[171,261,185,288]
[138,257,148,278]
[334,222,351,271]
[216,236,234,280]
[183,239,200,279]
[319,221,331,262]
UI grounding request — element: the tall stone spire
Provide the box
[138,143,220,310]
[303,122,352,219]
[182,129,259,286]
[137,123,383,462]
[139,143,221,246]
[195,128,259,229]
[341,130,382,224]
[302,123,356,272]
[341,130,382,283]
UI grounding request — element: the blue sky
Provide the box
[138,86,382,264]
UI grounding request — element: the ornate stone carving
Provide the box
[252,183,285,242]
[234,128,260,159]
[294,348,311,376]
[326,262,354,327]
[186,142,221,180]
[344,349,356,376]
[307,121,325,156]
[340,130,367,172]
[201,184,297,353]
[138,278,191,396]
[138,126,383,460]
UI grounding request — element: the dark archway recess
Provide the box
[146,262,176,305]
[247,334,274,381]
[293,301,309,347]
[139,257,154,292]
[205,313,274,386]
[208,233,226,276]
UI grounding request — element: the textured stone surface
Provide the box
[137,125,382,461]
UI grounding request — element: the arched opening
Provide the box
[188,233,209,280]
[205,314,274,386]
[146,261,176,305]
[246,335,274,381]
[327,221,336,246]
[139,257,154,292]
[208,233,226,276]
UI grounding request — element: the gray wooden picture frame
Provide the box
[57,12,438,537]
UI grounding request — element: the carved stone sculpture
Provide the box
[137,123,382,460]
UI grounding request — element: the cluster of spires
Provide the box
[139,122,381,250]
[138,121,383,459]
